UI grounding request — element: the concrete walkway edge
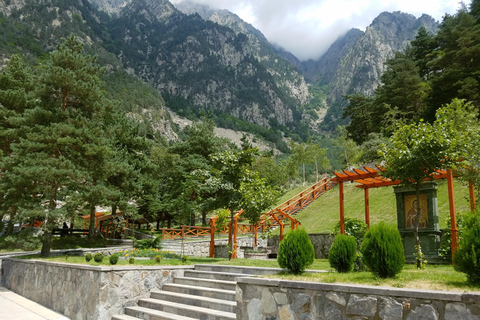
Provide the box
[0,287,69,320]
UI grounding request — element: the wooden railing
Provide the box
[158,179,337,258]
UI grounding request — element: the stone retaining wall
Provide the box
[1,258,192,320]
[237,277,480,320]
[181,237,269,258]
[268,233,334,258]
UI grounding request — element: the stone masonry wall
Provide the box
[1,258,192,320]
[181,237,269,258]
[237,277,480,320]
[268,233,334,259]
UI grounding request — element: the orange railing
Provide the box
[158,179,337,258]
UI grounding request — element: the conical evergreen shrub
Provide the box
[453,212,480,284]
[329,234,357,273]
[360,222,405,278]
[277,228,314,274]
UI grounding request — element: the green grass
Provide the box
[280,179,472,234]
[269,263,480,292]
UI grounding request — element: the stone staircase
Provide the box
[111,265,278,320]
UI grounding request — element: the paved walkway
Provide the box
[0,286,69,320]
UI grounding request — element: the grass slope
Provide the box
[281,179,472,234]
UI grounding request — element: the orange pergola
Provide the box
[331,166,476,259]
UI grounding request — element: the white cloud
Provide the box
[171,0,471,61]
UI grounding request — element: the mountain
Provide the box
[307,12,439,129]
[0,0,312,148]
[0,0,441,141]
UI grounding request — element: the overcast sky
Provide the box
[171,0,471,61]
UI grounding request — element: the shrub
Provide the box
[129,257,135,264]
[109,254,119,265]
[93,253,104,263]
[439,212,465,260]
[132,236,162,250]
[0,228,42,251]
[453,212,480,284]
[360,222,405,278]
[181,255,190,263]
[328,234,357,273]
[85,253,93,262]
[332,217,368,248]
[155,255,162,263]
[277,228,315,275]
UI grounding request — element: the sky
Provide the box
[170,0,471,61]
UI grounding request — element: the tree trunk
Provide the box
[5,207,17,236]
[302,163,306,186]
[202,211,207,226]
[88,202,96,240]
[315,159,319,182]
[414,183,423,269]
[41,188,57,257]
[40,221,54,257]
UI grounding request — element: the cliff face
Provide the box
[301,12,438,127]
[329,12,438,104]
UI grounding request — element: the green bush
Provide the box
[129,257,135,264]
[439,213,465,260]
[181,255,190,263]
[360,222,405,278]
[155,255,161,263]
[93,253,104,263]
[277,228,315,275]
[109,254,119,265]
[85,253,93,262]
[453,212,480,284]
[332,217,368,248]
[132,236,162,250]
[0,228,42,251]
[328,234,357,273]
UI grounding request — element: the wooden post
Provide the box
[209,219,215,258]
[364,188,370,228]
[469,181,476,212]
[232,218,238,259]
[279,223,284,241]
[254,224,257,247]
[447,169,458,259]
[339,181,345,234]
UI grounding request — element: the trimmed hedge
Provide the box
[277,228,314,275]
[328,234,357,273]
[453,212,480,284]
[360,222,405,278]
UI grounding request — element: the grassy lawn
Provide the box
[279,179,472,234]
[269,263,480,292]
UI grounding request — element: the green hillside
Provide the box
[279,179,472,234]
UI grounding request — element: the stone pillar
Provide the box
[393,181,443,264]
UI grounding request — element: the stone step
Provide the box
[111,314,144,320]
[162,283,236,301]
[138,298,236,320]
[173,276,236,291]
[150,291,236,313]
[194,264,281,275]
[124,306,198,320]
[184,270,253,281]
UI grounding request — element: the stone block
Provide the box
[346,294,377,317]
[406,304,439,320]
[379,298,403,320]
[445,303,479,320]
